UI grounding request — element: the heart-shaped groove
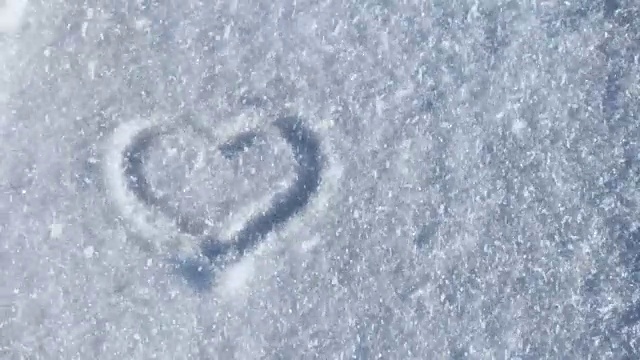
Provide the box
[121,115,322,263]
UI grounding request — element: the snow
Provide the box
[48,223,63,239]
[101,116,192,256]
[0,0,26,34]
[1,0,640,358]
[83,245,94,259]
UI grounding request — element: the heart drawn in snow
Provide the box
[103,114,323,269]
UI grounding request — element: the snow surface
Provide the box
[1,0,640,358]
[0,0,27,34]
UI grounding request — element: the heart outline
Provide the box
[103,112,325,267]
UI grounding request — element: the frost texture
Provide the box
[1,0,639,358]
[0,0,27,34]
